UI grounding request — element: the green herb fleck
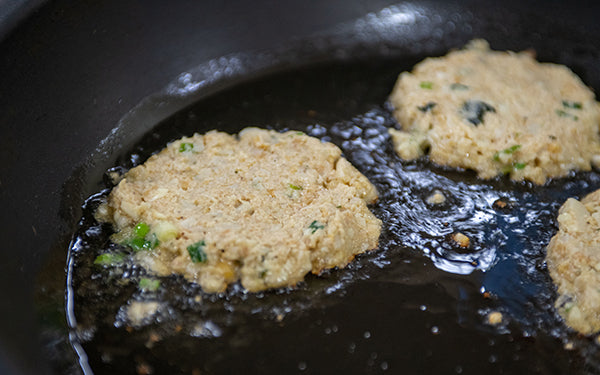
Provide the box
[562,100,582,110]
[513,162,527,170]
[493,145,522,161]
[94,253,125,266]
[461,100,496,126]
[134,222,150,238]
[417,102,437,112]
[127,233,159,252]
[295,131,305,135]
[259,270,268,278]
[187,240,207,263]
[450,83,469,90]
[289,184,303,191]
[179,142,194,152]
[556,109,579,121]
[139,278,161,291]
[419,81,433,89]
[308,220,325,234]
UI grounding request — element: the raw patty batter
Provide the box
[96,128,381,293]
[547,190,600,334]
[389,39,600,184]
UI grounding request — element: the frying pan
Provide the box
[2,0,600,374]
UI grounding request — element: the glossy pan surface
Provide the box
[1,1,600,374]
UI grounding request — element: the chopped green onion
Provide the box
[514,162,527,170]
[127,233,159,252]
[504,145,521,154]
[139,278,161,291]
[187,240,207,263]
[493,144,522,161]
[129,237,147,251]
[562,100,582,109]
[94,253,125,266]
[556,109,579,121]
[134,222,150,238]
[420,81,433,89]
[179,142,194,152]
[289,184,303,191]
[308,220,325,234]
[259,270,268,278]
[450,83,469,90]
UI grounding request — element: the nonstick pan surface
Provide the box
[2,1,600,374]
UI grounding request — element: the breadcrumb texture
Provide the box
[547,190,600,334]
[98,128,381,293]
[389,39,600,184]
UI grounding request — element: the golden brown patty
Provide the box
[389,39,600,184]
[97,128,381,292]
[547,189,600,334]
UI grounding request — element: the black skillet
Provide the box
[2,1,600,374]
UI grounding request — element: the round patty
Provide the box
[389,39,600,184]
[547,190,600,334]
[97,128,381,293]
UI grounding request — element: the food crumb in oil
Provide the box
[452,232,470,248]
[194,295,202,303]
[487,311,503,325]
[493,199,508,209]
[426,190,446,204]
[126,301,160,326]
[145,332,162,348]
[276,314,284,322]
[564,341,575,350]
[136,362,153,375]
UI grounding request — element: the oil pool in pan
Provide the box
[66,59,600,374]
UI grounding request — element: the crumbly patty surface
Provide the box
[547,190,600,334]
[388,39,600,184]
[97,128,381,293]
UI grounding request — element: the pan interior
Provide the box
[64,56,600,374]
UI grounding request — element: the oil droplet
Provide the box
[381,361,389,371]
[431,326,440,334]
[348,342,356,354]
[419,304,427,311]
[298,361,307,371]
[364,331,371,339]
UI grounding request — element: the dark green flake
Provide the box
[289,184,303,191]
[461,100,496,126]
[556,109,579,121]
[562,100,582,110]
[308,220,325,234]
[513,162,527,170]
[418,102,437,113]
[188,240,207,263]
